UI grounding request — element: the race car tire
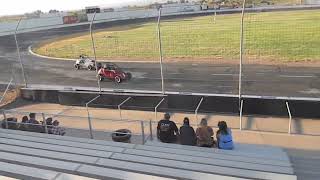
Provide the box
[74,64,80,70]
[126,72,132,80]
[115,76,121,83]
[88,65,94,71]
[98,75,104,81]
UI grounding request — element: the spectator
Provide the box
[28,113,41,132]
[28,113,39,124]
[157,113,179,143]
[1,117,18,130]
[179,117,196,146]
[18,116,29,131]
[44,117,53,134]
[196,118,214,147]
[51,120,65,136]
[216,121,234,150]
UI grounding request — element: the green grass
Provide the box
[34,10,320,62]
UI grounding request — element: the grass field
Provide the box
[34,10,320,62]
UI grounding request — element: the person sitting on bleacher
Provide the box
[42,117,53,134]
[28,113,41,132]
[18,116,29,131]
[179,117,196,146]
[157,113,179,143]
[196,118,214,147]
[216,121,234,150]
[1,117,18,130]
[51,120,66,136]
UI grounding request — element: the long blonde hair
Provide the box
[200,118,207,127]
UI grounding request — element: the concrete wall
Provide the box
[20,88,320,119]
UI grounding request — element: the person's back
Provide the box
[180,118,196,146]
[157,113,179,143]
[217,121,234,150]
[196,126,214,147]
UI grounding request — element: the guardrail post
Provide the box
[195,97,204,125]
[239,99,244,130]
[154,98,165,121]
[141,121,145,144]
[86,95,101,139]
[118,97,131,120]
[149,120,153,141]
[2,111,8,129]
[286,101,292,134]
[42,113,48,134]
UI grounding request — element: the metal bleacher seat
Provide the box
[0,128,297,180]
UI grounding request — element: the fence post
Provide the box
[42,113,48,134]
[157,8,165,94]
[89,11,101,93]
[14,17,27,87]
[2,111,8,129]
[286,101,292,134]
[149,120,153,141]
[239,0,247,109]
[118,97,131,120]
[194,97,204,125]
[239,99,244,130]
[141,121,145,144]
[85,95,101,139]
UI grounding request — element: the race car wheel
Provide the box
[88,65,93,71]
[126,72,132,80]
[74,64,80,70]
[98,75,104,81]
[115,76,121,83]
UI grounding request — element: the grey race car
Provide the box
[74,55,97,71]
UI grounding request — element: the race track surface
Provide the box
[0,22,320,98]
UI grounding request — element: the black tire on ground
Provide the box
[74,64,80,70]
[115,76,121,83]
[112,129,132,143]
[88,65,94,71]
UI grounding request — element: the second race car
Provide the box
[97,63,132,83]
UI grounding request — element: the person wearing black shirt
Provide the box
[179,117,196,146]
[157,113,179,143]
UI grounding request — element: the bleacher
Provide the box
[0,128,297,180]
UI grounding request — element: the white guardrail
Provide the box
[1,4,320,37]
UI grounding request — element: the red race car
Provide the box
[97,63,132,83]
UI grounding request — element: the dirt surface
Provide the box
[0,90,19,108]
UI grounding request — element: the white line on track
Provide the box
[211,74,237,76]
[279,75,316,78]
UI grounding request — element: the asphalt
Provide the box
[0,21,320,98]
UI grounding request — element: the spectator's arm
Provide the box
[173,122,179,135]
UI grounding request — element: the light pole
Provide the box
[239,0,246,108]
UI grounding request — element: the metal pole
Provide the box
[118,97,131,120]
[149,120,153,141]
[0,78,13,104]
[14,17,27,87]
[86,95,101,139]
[90,12,101,93]
[157,8,165,94]
[286,101,292,134]
[194,97,204,124]
[239,99,244,130]
[239,0,246,108]
[213,9,217,24]
[42,113,48,134]
[2,111,8,129]
[154,98,165,121]
[141,121,145,144]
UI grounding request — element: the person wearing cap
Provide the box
[179,117,196,146]
[157,113,179,143]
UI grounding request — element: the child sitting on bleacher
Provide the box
[51,120,66,136]
[196,118,214,147]
[216,121,234,150]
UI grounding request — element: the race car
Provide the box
[97,63,132,83]
[74,55,98,71]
